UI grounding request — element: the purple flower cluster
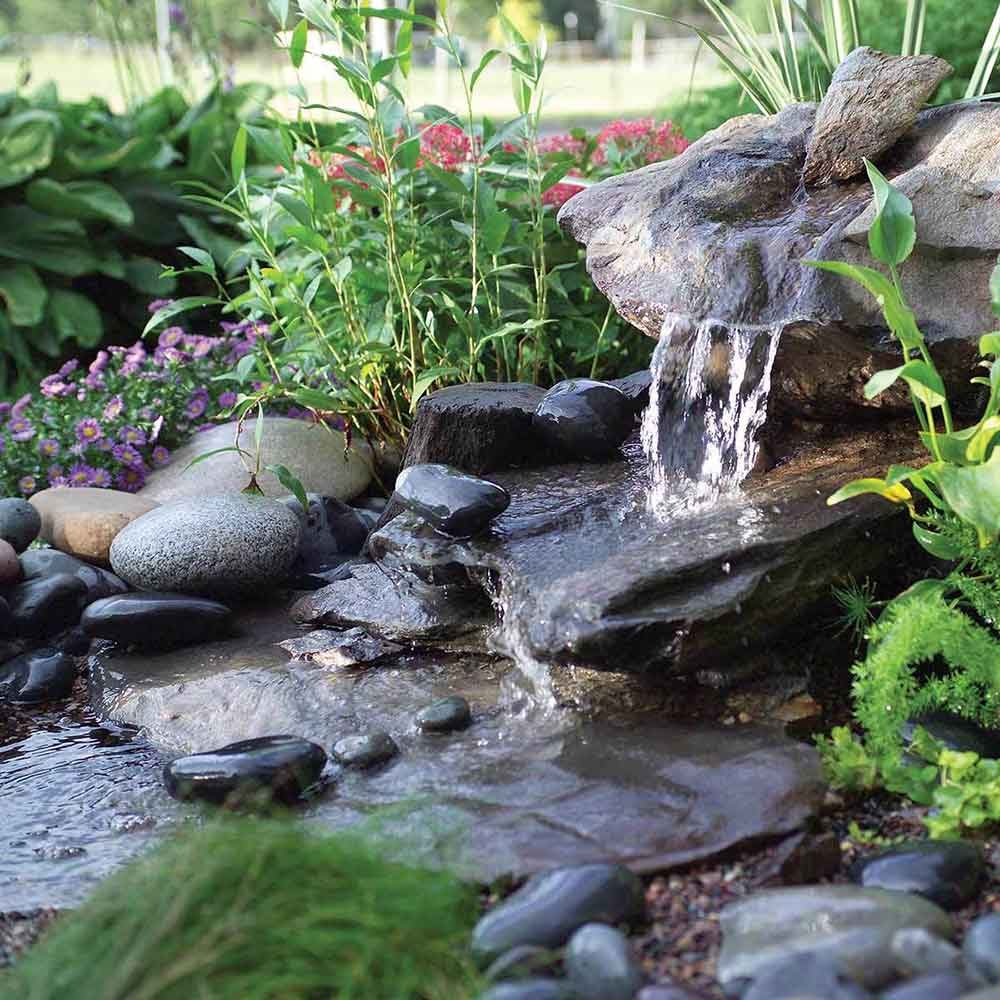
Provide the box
[0,301,332,498]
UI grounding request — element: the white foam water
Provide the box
[642,314,781,514]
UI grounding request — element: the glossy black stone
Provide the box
[849,840,984,910]
[0,648,77,703]
[81,592,232,647]
[533,379,634,461]
[395,464,510,537]
[964,912,1000,984]
[416,695,472,733]
[565,923,645,1000]
[471,863,646,962]
[331,731,399,768]
[901,713,1000,758]
[0,498,41,553]
[282,494,371,574]
[164,735,327,806]
[7,573,88,639]
[18,549,129,604]
[0,596,11,637]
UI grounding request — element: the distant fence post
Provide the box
[154,0,173,85]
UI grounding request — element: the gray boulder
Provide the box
[110,495,300,597]
[803,47,952,185]
[139,418,372,503]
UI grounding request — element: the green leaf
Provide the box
[828,477,913,506]
[268,0,290,28]
[395,135,420,171]
[966,415,1000,464]
[865,159,916,268]
[482,209,511,255]
[290,19,309,68]
[143,296,221,336]
[936,449,1000,544]
[991,260,1000,317]
[125,256,177,296]
[0,111,56,188]
[47,289,103,348]
[267,463,308,509]
[293,386,348,411]
[246,123,293,172]
[178,245,217,274]
[471,49,502,92]
[864,365,904,400]
[980,331,1000,357]
[231,126,248,181]
[25,179,134,227]
[912,522,961,561]
[898,360,947,408]
[411,366,461,409]
[0,264,47,326]
[185,446,252,472]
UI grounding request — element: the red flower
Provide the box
[542,171,586,208]
[591,118,689,166]
[419,123,475,171]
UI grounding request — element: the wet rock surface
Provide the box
[163,734,327,806]
[0,649,76,704]
[803,47,952,186]
[281,493,369,574]
[0,540,20,586]
[371,435,913,679]
[395,464,511,537]
[0,498,40,554]
[110,494,301,597]
[81,593,233,648]
[533,379,635,462]
[6,574,89,639]
[277,626,402,667]
[18,549,128,604]
[740,952,873,1000]
[564,923,646,1000]
[850,840,985,910]
[963,913,1000,984]
[331,730,399,768]
[415,695,472,733]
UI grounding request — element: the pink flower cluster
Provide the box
[591,118,689,166]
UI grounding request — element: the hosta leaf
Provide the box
[0,111,56,188]
[0,264,47,326]
[26,178,134,227]
[47,289,103,348]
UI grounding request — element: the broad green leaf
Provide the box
[863,364,904,400]
[178,245,216,273]
[898,359,947,408]
[828,477,913,506]
[293,386,349,411]
[268,0,290,28]
[185,446,252,471]
[0,265,46,326]
[246,123,293,172]
[865,159,916,268]
[267,463,308,509]
[395,135,421,171]
[991,260,1000,317]
[0,208,95,277]
[25,179,134,227]
[920,426,977,465]
[482,210,511,255]
[966,415,1000,464]
[980,331,1000,357]
[411,366,461,409]
[936,449,1000,543]
[47,289,103,348]
[290,19,309,68]
[143,296,221,336]
[125,256,177,296]
[0,111,56,188]
[471,49,502,92]
[912,522,961,561]
[63,135,168,174]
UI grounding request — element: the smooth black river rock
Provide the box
[81,592,232,647]
[0,648,77,703]
[395,464,510,538]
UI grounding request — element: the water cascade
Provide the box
[641,315,782,514]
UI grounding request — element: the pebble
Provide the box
[716,886,953,989]
[478,980,574,1000]
[0,648,77,704]
[394,464,510,537]
[0,497,41,553]
[19,549,129,603]
[416,695,472,733]
[881,971,976,1000]
[471,863,646,962]
[964,913,1000,984]
[163,735,327,806]
[0,539,19,586]
[636,987,705,1000]
[850,840,984,910]
[6,573,88,639]
[277,627,402,668]
[331,731,399,768]
[484,945,557,983]
[81,593,233,647]
[891,927,964,978]
[533,379,634,461]
[110,494,301,597]
[741,952,872,1000]
[565,923,646,1000]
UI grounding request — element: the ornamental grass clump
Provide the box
[0,819,482,1000]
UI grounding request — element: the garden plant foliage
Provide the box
[157,1,688,444]
[0,819,482,1000]
[807,164,1000,836]
[0,79,270,394]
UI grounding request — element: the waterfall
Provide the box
[641,314,781,513]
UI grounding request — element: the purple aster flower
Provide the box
[88,351,108,375]
[38,438,60,458]
[68,463,92,488]
[0,402,11,420]
[58,359,79,378]
[218,391,238,410]
[11,394,31,419]
[168,3,186,28]
[18,475,37,495]
[158,347,191,366]
[95,437,114,453]
[47,465,66,487]
[112,443,144,469]
[151,445,171,467]
[184,392,208,420]
[104,396,125,421]
[118,425,147,447]
[40,374,71,399]
[90,468,112,488]
[0,434,5,455]
[138,406,157,422]
[148,298,174,314]
[115,466,146,493]
[9,417,35,442]
[75,418,103,445]
[158,326,185,349]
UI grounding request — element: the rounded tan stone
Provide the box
[30,488,159,567]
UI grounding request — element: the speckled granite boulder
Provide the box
[109,495,301,597]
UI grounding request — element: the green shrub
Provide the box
[0,80,271,396]
[663,81,752,140]
[0,820,482,1000]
